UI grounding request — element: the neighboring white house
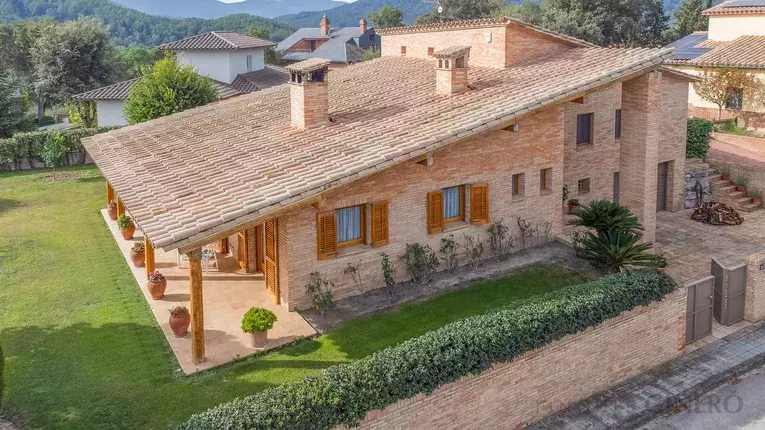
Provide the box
[666,0,765,128]
[74,32,289,126]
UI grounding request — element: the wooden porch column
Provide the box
[116,197,125,218]
[187,249,205,364]
[144,237,155,278]
[106,182,114,206]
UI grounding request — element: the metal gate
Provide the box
[686,276,715,345]
[712,259,747,326]
[657,162,669,212]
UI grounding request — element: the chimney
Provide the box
[433,46,471,95]
[320,15,331,36]
[287,58,331,129]
[360,19,368,34]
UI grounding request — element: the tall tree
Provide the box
[246,27,282,66]
[116,47,163,80]
[693,68,758,120]
[368,6,404,29]
[124,54,218,124]
[674,0,708,39]
[416,0,504,24]
[0,66,34,138]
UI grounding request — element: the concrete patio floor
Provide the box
[100,210,316,373]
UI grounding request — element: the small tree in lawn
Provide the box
[693,68,757,121]
[124,53,217,124]
[41,131,68,180]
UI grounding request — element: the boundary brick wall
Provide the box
[712,132,765,157]
[689,105,765,130]
[338,288,687,430]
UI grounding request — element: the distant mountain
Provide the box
[0,0,296,47]
[276,0,431,28]
[108,0,346,19]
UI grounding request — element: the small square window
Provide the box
[726,88,743,110]
[615,109,622,139]
[401,46,407,56]
[369,34,375,42]
[428,47,434,57]
[577,113,594,145]
[443,185,465,223]
[512,173,525,197]
[336,205,366,247]
[578,178,591,195]
[540,168,552,193]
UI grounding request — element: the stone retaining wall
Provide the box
[684,158,711,209]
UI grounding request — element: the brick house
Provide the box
[84,17,693,364]
[666,0,765,128]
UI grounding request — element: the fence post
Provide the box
[745,251,765,322]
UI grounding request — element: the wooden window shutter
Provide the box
[470,183,489,224]
[316,211,337,260]
[427,191,444,234]
[370,202,389,248]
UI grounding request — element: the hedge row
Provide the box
[0,126,120,169]
[687,117,714,159]
[182,270,677,430]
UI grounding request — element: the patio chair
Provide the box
[201,244,219,274]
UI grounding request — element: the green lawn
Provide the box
[0,166,588,429]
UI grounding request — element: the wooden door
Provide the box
[237,231,248,272]
[264,219,279,304]
[657,162,669,212]
[686,276,714,344]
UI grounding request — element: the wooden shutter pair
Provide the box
[427,184,489,234]
[316,202,389,260]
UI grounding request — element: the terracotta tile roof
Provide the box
[377,17,597,48]
[692,35,765,68]
[433,46,471,59]
[659,66,702,82]
[230,65,289,93]
[84,46,674,252]
[285,58,331,73]
[703,0,765,15]
[73,79,140,101]
[159,31,276,51]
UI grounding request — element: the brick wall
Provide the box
[661,75,690,212]
[689,105,765,129]
[226,227,258,272]
[504,25,572,67]
[337,289,687,430]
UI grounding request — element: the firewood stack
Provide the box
[691,201,744,226]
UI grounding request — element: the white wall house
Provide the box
[97,100,129,127]
[177,48,266,84]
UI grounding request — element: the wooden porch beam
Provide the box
[145,237,155,278]
[116,197,125,218]
[187,249,205,364]
[106,182,114,206]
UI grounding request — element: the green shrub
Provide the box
[182,270,677,430]
[304,272,334,317]
[400,243,439,284]
[241,307,278,333]
[116,214,133,230]
[687,118,714,159]
[0,126,120,169]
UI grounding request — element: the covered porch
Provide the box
[103,185,315,373]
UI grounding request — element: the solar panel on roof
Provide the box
[723,0,765,7]
[669,33,712,60]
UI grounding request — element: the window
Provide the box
[578,178,590,195]
[310,40,317,51]
[512,173,525,197]
[615,109,622,139]
[576,113,594,145]
[443,185,464,223]
[336,205,365,247]
[246,55,253,72]
[369,34,375,42]
[726,88,743,110]
[428,47,435,57]
[540,168,552,193]
[401,46,407,56]
[428,184,488,234]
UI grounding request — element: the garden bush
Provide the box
[0,126,120,169]
[182,270,677,430]
[686,118,714,159]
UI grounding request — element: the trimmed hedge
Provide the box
[0,126,120,170]
[0,341,3,404]
[687,117,714,159]
[182,270,677,430]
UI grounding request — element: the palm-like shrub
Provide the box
[568,200,644,234]
[580,230,659,273]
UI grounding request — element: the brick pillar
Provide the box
[290,81,329,129]
[745,250,765,322]
[619,71,661,243]
[436,68,468,95]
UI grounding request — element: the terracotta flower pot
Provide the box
[169,314,190,337]
[108,206,117,220]
[148,279,167,300]
[737,185,746,193]
[753,197,762,206]
[130,249,145,267]
[722,174,730,181]
[120,224,135,240]
[568,204,579,213]
[250,330,268,348]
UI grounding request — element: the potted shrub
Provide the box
[130,241,145,267]
[147,270,167,300]
[241,307,277,348]
[168,306,190,337]
[750,188,762,206]
[567,198,580,213]
[720,165,731,181]
[117,214,135,240]
[108,200,118,220]
[735,174,749,193]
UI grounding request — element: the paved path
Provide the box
[529,321,765,430]
[710,137,765,168]
[640,365,765,429]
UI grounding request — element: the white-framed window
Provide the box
[246,55,253,72]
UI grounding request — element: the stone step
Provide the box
[736,196,753,205]
[740,202,762,212]
[711,183,736,192]
[708,174,723,182]
[727,190,745,199]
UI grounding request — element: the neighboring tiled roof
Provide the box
[433,46,471,59]
[703,0,765,15]
[659,66,702,82]
[84,46,674,252]
[73,79,140,101]
[230,65,289,93]
[693,35,765,68]
[378,17,597,48]
[277,27,376,63]
[285,58,331,73]
[159,31,276,51]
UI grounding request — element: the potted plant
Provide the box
[241,307,277,348]
[117,214,135,240]
[735,174,749,193]
[567,198,580,213]
[720,165,731,181]
[147,270,167,300]
[108,200,118,220]
[750,188,763,206]
[168,306,190,337]
[130,241,145,267]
